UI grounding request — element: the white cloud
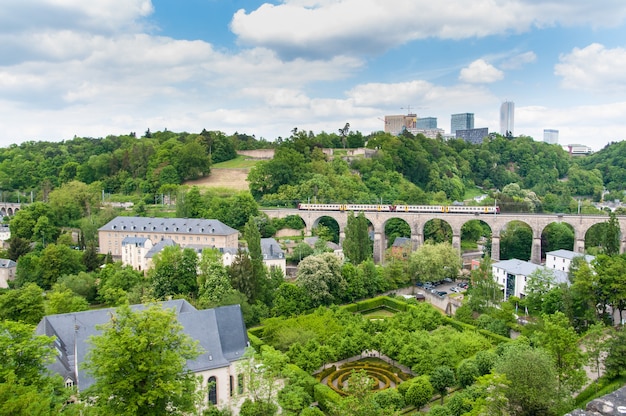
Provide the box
[459,60,504,83]
[231,0,626,58]
[555,43,626,92]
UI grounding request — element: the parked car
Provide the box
[424,282,434,289]
[437,291,447,297]
[457,282,468,288]
[450,287,461,293]
[443,278,453,283]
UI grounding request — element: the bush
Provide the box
[313,384,341,412]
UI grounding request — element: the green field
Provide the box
[212,155,259,169]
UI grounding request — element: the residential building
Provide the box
[98,217,238,259]
[390,236,412,258]
[303,236,344,260]
[543,129,559,145]
[261,238,286,274]
[121,237,154,272]
[0,258,16,288]
[451,113,474,135]
[456,127,489,144]
[500,101,515,136]
[415,117,438,129]
[36,300,250,410]
[545,249,594,272]
[492,259,568,300]
[0,224,10,243]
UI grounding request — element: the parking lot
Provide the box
[416,279,468,299]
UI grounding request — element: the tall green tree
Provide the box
[534,312,587,394]
[245,218,266,304]
[149,245,199,300]
[83,304,202,415]
[342,212,372,265]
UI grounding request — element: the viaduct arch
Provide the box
[0,203,22,217]
[262,209,626,264]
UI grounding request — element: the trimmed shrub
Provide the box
[313,384,341,412]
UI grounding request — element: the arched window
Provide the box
[208,376,217,405]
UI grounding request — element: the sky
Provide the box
[1,1,626,151]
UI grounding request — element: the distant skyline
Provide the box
[1,1,626,151]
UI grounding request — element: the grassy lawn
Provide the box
[360,306,398,319]
[463,187,487,201]
[212,155,259,169]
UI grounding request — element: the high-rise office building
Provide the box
[500,101,515,136]
[451,113,474,135]
[543,129,559,145]
[416,117,437,129]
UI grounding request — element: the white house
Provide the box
[0,258,16,288]
[545,249,595,272]
[36,300,250,412]
[0,224,10,243]
[492,259,568,300]
[260,238,286,274]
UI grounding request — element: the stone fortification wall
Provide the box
[237,149,275,159]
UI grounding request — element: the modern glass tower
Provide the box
[450,113,474,135]
[500,101,515,136]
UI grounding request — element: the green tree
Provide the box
[534,312,587,394]
[524,267,557,314]
[0,283,45,325]
[150,245,199,300]
[456,359,479,388]
[342,212,372,265]
[430,366,455,405]
[468,256,503,311]
[409,242,461,285]
[494,344,563,415]
[500,221,532,261]
[245,218,267,304]
[582,323,611,382]
[295,253,346,307]
[604,326,626,379]
[404,375,433,411]
[7,236,31,261]
[197,248,236,308]
[39,243,86,289]
[45,284,90,315]
[229,249,255,302]
[83,304,202,415]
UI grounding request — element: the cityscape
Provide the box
[384,101,593,155]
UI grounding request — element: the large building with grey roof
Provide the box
[545,249,594,273]
[36,300,249,410]
[492,258,569,300]
[99,216,238,258]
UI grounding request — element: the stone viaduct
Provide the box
[263,208,626,264]
[0,202,22,217]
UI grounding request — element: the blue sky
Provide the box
[1,1,626,151]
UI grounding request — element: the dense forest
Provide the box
[0,128,622,213]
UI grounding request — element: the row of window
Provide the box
[207,374,245,405]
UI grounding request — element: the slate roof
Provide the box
[261,238,284,260]
[547,249,595,263]
[121,236,150,247]
[493,259,569,284]
[392,237,411,247]
[0,258,16,268]
[145,238,177,258]
[99,217,238,236]
[36,300,249,391]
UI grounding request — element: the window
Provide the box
[208,376,217,405]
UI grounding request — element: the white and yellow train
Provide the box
[297,203,499,214]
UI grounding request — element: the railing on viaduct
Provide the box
[262,208,624,264]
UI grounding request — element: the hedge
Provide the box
[284,363,319,398]
[248,326,265,339]
[247,332,265,351]
[313,383,342,412]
